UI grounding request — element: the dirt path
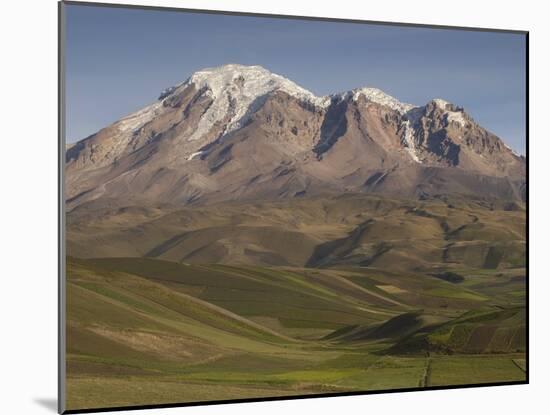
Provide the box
[419,354,432,387]
[334,275,408,308]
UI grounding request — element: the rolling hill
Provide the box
[67,194,525,271]
[66,256,526,410]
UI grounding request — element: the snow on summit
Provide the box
[351,87,415,114]
[159,64,425,142]
[189,64,324,105]
[150,64,474,164]
[182,64,329,141]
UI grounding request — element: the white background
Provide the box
[0,0,545,413]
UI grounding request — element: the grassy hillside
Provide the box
[65,254,526,410]
[390,306,526,354]
[65,194,526,410]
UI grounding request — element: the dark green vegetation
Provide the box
[66,195,526,410]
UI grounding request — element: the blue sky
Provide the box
[65,4,526,153]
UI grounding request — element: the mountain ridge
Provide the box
[66,64,525,209]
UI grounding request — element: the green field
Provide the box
[65,255,526,410]
[65,195,526,410]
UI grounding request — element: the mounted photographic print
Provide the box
[59,1,528,413]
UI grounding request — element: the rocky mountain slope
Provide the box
[66,64,525,210]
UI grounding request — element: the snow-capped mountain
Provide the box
[66,64,525,209]
[184,64,329,141]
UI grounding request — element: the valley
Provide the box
[65,195,526,410]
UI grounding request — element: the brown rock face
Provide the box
[65,64,525,210]
[407,100,524,177]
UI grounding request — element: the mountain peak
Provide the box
[428,98,467,127]
[432,98,451,109]
[66,63,526,207]
[187,63,323,103]
[331,87,415,114]
[67,64,524,200]
[172,64,329,141]
[353,87,415,114]
[189,63,270,86]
